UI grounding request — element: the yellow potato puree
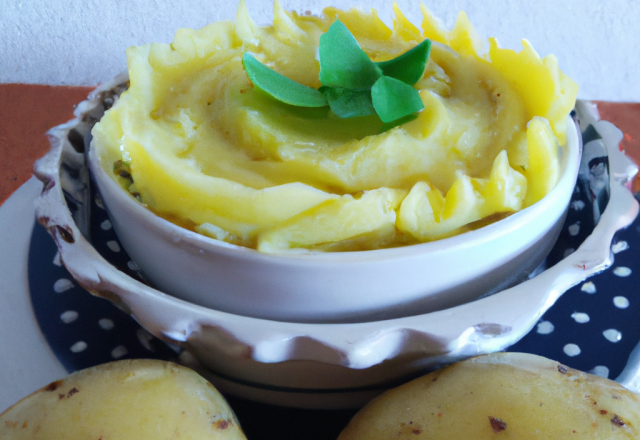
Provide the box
[92,1,578,253]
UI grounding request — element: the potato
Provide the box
[338,353,640,439]
[0,359,246,440]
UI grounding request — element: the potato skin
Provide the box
[0,359,246,440]
[338,353,640,440]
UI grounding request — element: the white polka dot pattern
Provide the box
[70,341,87,353]
[60,310,78,324]
[28,173,181,375]
[100,219,112,230]
[568,223,580,236]
[106,240,121,252]
[536,321,554,335]
[603,329,622,343]
[563,344,581,357]
[99,318,115,330]
[613,266,632,277]
[590,366,610,378]
[612,241,629,254]
[580,282,597,294]
[53,278,74,293]
[571,312,590,323]
[613,296,630,309]
[571,200,585,211]
[509,182,640,383]
[111,345,128,359]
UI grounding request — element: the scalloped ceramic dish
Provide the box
[87,76,580,324]
[34,79,638,408]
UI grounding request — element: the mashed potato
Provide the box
[92,1,578,253]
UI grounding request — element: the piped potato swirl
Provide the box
[92,1,578,252]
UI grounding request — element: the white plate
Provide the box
[0,177,67,413]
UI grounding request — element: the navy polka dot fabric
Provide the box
[28,221,179,372]
[508,206,640,379]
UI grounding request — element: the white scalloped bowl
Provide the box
[87,112,580,323]
[35,81,639,408]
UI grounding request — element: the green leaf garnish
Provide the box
[376,39,431,85]
[241,19,431,129]
[320,87,376,119]
[318,20,382,90]
[371,76,424,123]
[242,53,328,107]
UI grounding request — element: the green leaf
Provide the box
[318,20,382,90]
[240,20,430,130]
[371,76,424,123]
[320,87,376,119]
[242,53,328,107]
[376,39,431,85]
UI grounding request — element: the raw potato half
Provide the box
[0,359,246,440]
[338,352,640,439]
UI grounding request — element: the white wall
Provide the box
[2,0,638,101]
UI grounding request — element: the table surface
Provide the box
[1,83,639,417]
